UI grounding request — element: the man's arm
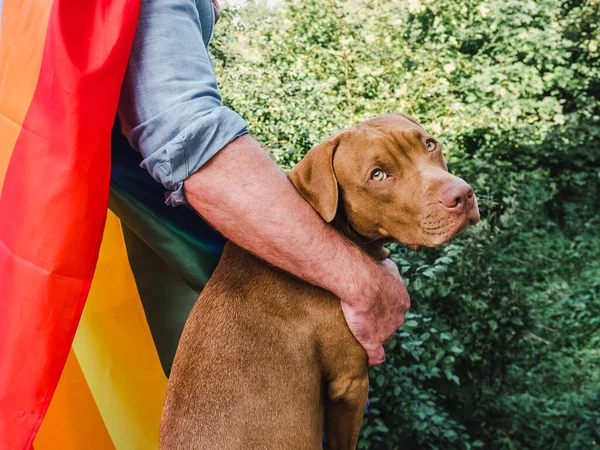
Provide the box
[184,134,410,366]
[118,0,410,365]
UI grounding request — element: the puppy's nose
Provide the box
[439,181,474,212]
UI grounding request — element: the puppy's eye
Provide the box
[371,169,387,181]
[425,139,437,152]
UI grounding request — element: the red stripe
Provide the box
[0,1,139,448]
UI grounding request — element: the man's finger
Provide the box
[381,258,401,274]
[368,346,385,367]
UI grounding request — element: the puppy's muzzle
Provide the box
[439,180,480,224]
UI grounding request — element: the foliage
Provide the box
[211,0,600,448]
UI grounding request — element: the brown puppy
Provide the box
[160,113,480,449]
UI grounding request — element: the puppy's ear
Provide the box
[288,136,340,223]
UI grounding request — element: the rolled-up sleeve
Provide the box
[118,0,248,206]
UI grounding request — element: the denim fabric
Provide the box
[118,0,249,206]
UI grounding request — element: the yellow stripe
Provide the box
[34,350,115,450]
[73,211,167,449]
[0,0,53,188]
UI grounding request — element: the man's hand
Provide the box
[338,259,410,366]
[211,0,220,24]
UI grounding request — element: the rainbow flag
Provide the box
[0,1,224,448]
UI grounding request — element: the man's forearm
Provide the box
[183,134,374,303]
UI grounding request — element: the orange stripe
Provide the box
[33,350,115,450]
[0,0,52,187]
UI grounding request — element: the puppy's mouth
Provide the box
[419,209,479,247]
[386,217,468,250]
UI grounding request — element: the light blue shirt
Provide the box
[118,0,249,206]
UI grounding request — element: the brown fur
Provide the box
[160,114,480,449]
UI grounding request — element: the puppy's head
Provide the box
[289,113,480,250]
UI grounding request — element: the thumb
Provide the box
[368,345,386,367]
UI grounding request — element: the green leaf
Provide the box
[450,345,464,354]
[404,320,419,328]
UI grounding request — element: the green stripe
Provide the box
[109,184,221,375]
[110,184,220,289]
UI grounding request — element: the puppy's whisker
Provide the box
[346,218,353,236]
[423,223,446,231]
[363,233,384,244]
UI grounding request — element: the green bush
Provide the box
[211,0,600,448]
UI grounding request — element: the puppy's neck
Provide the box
[331,212,390,261]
